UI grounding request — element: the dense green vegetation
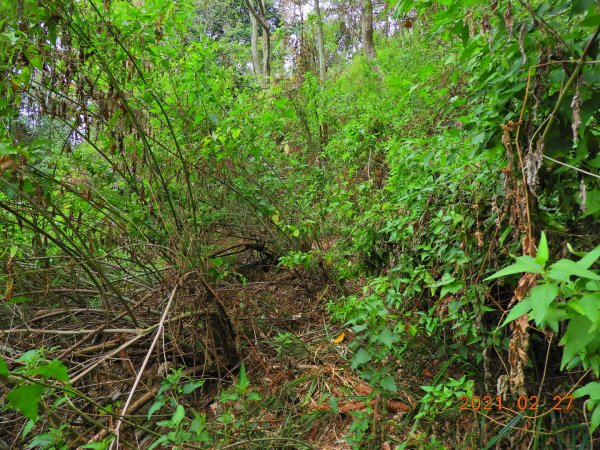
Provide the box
[1,0,599,448]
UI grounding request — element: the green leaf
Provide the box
[328,395,339,414]
[535,232,549,266]
[578,245,600,269]
[379,375,397,393]
[591,404,600,433]
[547,259,600,282]
[0,142,18,156]
[147,399,165,419]
[582,12,600,27]
[0,356,8,375]
[502,297,533,326]
[560,316,596,370]
[351,348,372,369]
[8,295,29,304]
[376,328,398,349]
[148,435,170,450]
[247,391,261,401]
[80,442,111,450]
[182,380,204,395]
[573,382,600,400]
[584,189,600,216]
[569,293,600,331]
[541,304,568,333]
[22,419,35,438]
[32,359,69,382]
[171,404,185,426]
[571,0,595,15]
[7,383,44,420]
[440,281,463,298]
[237,363,249,392]
[529,283,558,326]
[26,432,55,449]
[485,256,544,281]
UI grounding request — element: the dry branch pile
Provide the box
[0,272,239,448]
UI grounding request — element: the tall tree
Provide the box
[361,0,376,59]
[314,0,327,82]
[258,0,271,79]
[248,0,261,76]
[244,0,271,84]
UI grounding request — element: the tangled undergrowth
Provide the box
[1,0,599,448]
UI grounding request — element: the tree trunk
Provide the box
[258,0,270,81]
[361,0,376,59]
[248,0,261,77]
[244,0,270,85]
[314,0,326,82]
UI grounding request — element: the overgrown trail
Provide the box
[1,0,600,448]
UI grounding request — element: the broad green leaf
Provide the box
[501,297,533,326]
[147,399,165,419]
[351,348,372,369]
[573,382,600,400]
[247,392,261,401]
[7,383,44,420]
[18,349,41,366]
[582,12,600,27]
[440,281,463,298]
[32,360,69,382]
[560,316,596,370]
[569,293,600,331]
[485,256,544,281]
[591,405,600,433]
[0,142,18,156]
[578,245,600,269]
[171,404,185,426]
[571,0,595,15]
[529,283,558,326]
[376,328,398,349]
[379,375,397,393]
[541,304,568,333]
[182,380,204,395]
[0,356,8,375]
[584,189,600,216]
[535,232,549,266]
[25,432,54,449]
[147,435,170,450]
[429,273,455,288]
[547,259,600,282]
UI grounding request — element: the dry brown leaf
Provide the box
[0,155,14,171]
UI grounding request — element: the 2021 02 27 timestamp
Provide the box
[459,395,574,412]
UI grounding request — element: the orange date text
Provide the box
[458,395,573,412]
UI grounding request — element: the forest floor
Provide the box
[213,263,475,449]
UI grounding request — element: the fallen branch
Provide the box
[110,274,187,449]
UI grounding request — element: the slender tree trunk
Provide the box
[249,0,261,76]
[258,0,270,81]
[314,0,326,82]
[244,0,270,85]
[361,0,376,59]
